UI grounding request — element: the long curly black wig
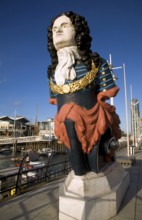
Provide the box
[47,11,101,79]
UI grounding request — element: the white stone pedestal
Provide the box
[59,161,130,220]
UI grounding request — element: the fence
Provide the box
[0,136,40,145]
[0,153,71,200]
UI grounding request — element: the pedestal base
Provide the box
[59,162,130,220]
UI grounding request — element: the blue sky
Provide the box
[0,0,142,131]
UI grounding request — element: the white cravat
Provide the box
[55,46,81,85]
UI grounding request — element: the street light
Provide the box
[108,54,121,105]
[123,63,130,156]
[130,85,135,146]
[108,55,130,156]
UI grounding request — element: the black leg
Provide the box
[87,142,100,173]
[64,119,91,176]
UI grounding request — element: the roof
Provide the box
[0,116,10,121]
[0,116,29,123]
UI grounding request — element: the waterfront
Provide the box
[0,138,66,170]
[0,147,70,201]
[0,147,142,220]
[0,144,67,170]
[0,152,20,170]
[0,150,67,170]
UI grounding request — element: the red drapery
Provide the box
[54,87,121,153]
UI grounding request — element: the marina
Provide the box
[0,136,69,200]
[0,147,12,155]
[0,150,70,200]
[0,147,142,220]
[0,136,65,155]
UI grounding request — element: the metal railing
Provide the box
[0,136,41,145]
[0,153,71,200]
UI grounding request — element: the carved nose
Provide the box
[56,26,62,32]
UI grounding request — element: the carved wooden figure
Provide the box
[47,11,121,176]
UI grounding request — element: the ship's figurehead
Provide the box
[47,11,121,176]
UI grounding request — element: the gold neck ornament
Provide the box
[50,62,98,94]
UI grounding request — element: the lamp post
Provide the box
[108,55,130,156]
[130,85,135,146]
[123,64,130,156]
[108,54,121,105]
[113,63,130,156]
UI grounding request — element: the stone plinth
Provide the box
[59,162,130,220]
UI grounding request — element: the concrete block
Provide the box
[59,162,130,220]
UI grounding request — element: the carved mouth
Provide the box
[56,33,63,36]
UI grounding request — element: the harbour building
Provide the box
[130,98,142,145]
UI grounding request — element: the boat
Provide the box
[38,148,56,156]
[11,157,23,162]
[0,147,12,154]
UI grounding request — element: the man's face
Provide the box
[52,15,76,51]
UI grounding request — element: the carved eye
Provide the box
[62,23,72,29]
[62,24,68,28]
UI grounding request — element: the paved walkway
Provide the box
[0,148,142,220]
[111,148,142,220]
